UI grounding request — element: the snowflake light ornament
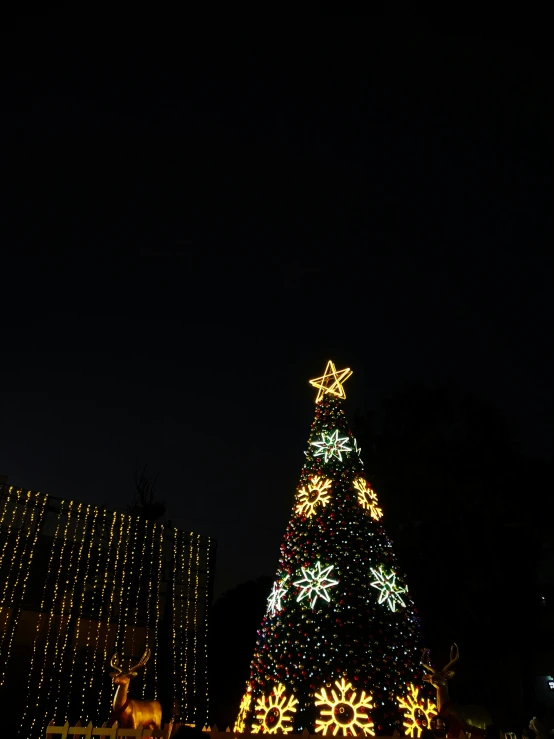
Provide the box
[234,686,253,733]
[369,565,407,612]
[353,478,383,521]
[310,430,352,463]
[267,574,289,617]
[293,561,339,608]
[251,683,298,734]
[315,677,375,736]
[295,475,332,517]
[398,683,437,737]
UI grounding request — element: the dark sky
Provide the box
[1,13,552,596]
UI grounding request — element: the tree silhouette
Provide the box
[128,466,166,522]
[209,576,273,729]
[353,383,547,728]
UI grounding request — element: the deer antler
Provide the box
[421,648,435,674]
[128,648,151,674]
[110,653,123,674]
[442,643,459,673]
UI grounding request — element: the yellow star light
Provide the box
[309,360,353,403]
[315,677,375,736]
[397,683,437,737]
[251,683,298,734]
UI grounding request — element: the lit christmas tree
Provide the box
[235,361,424,735]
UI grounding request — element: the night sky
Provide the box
[1,13,552,597]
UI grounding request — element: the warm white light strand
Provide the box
[27,499,71,736]
[80,506,107,720]
[0,491,48,687]
[63,505,98,722]
[97,511,125,710]
[46,501,84,726]
[153,524,164,699]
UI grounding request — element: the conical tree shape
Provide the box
[235,363,422,735]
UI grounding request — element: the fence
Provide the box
[46,728,406,739]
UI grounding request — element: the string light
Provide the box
[193,533,200,717]
[153,523,164,699]
[0,487,22,574]
[22,499,66,736]
[182,532,193,719]
[172,528,179,715]
[0,490,30,616]
[128,517,144,664]
[7,489,214,733]
[0,490,48,687]
[143,521,158,700]
[63,505,98,722]
[97,511,125,711]
[45,501,84,727]
[204,535,211,726]
[80,507,108,720]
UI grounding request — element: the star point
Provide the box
[309,360,353,403]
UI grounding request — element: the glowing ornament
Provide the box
[353,478,383,521]
[295,476,332,517]
[315,677,375,736]
[267,574,290,617]
[369,565,407,612]
[293,561,339,608]
[398,683,437,737]
[310,430,352,463]
[309,360,353,403]
[234,685,253,732]
[251,683,298,734]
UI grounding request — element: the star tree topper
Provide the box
[309,360,353,403]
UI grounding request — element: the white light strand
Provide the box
[97,511,125,711]
[63,505,97,722]
[153,524,164,699]
[203,536,211,726]
[182,533,193,719]
[27,499,71,736]
[47,501,84,726]
[0,487,22,575]
[143,522,157,700]
[80,507,107,720]
[113,513,132,658]
[193,534,200,717]
[172,528,179,718]
[0,491,48,687]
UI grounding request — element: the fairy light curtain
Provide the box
[0,483,214,736]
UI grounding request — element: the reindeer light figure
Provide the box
[421,644,493,737]
[109,648,162,730]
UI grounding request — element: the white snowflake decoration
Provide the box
[310,430,352,462]
[293,561,339,608]
[315,677,375,736]
[369,565,407,612]
[267,575,289,617]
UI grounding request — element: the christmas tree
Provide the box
[235,361,425,736]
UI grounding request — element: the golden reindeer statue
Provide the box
[109,648,162,730]
[421,644,493,737]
